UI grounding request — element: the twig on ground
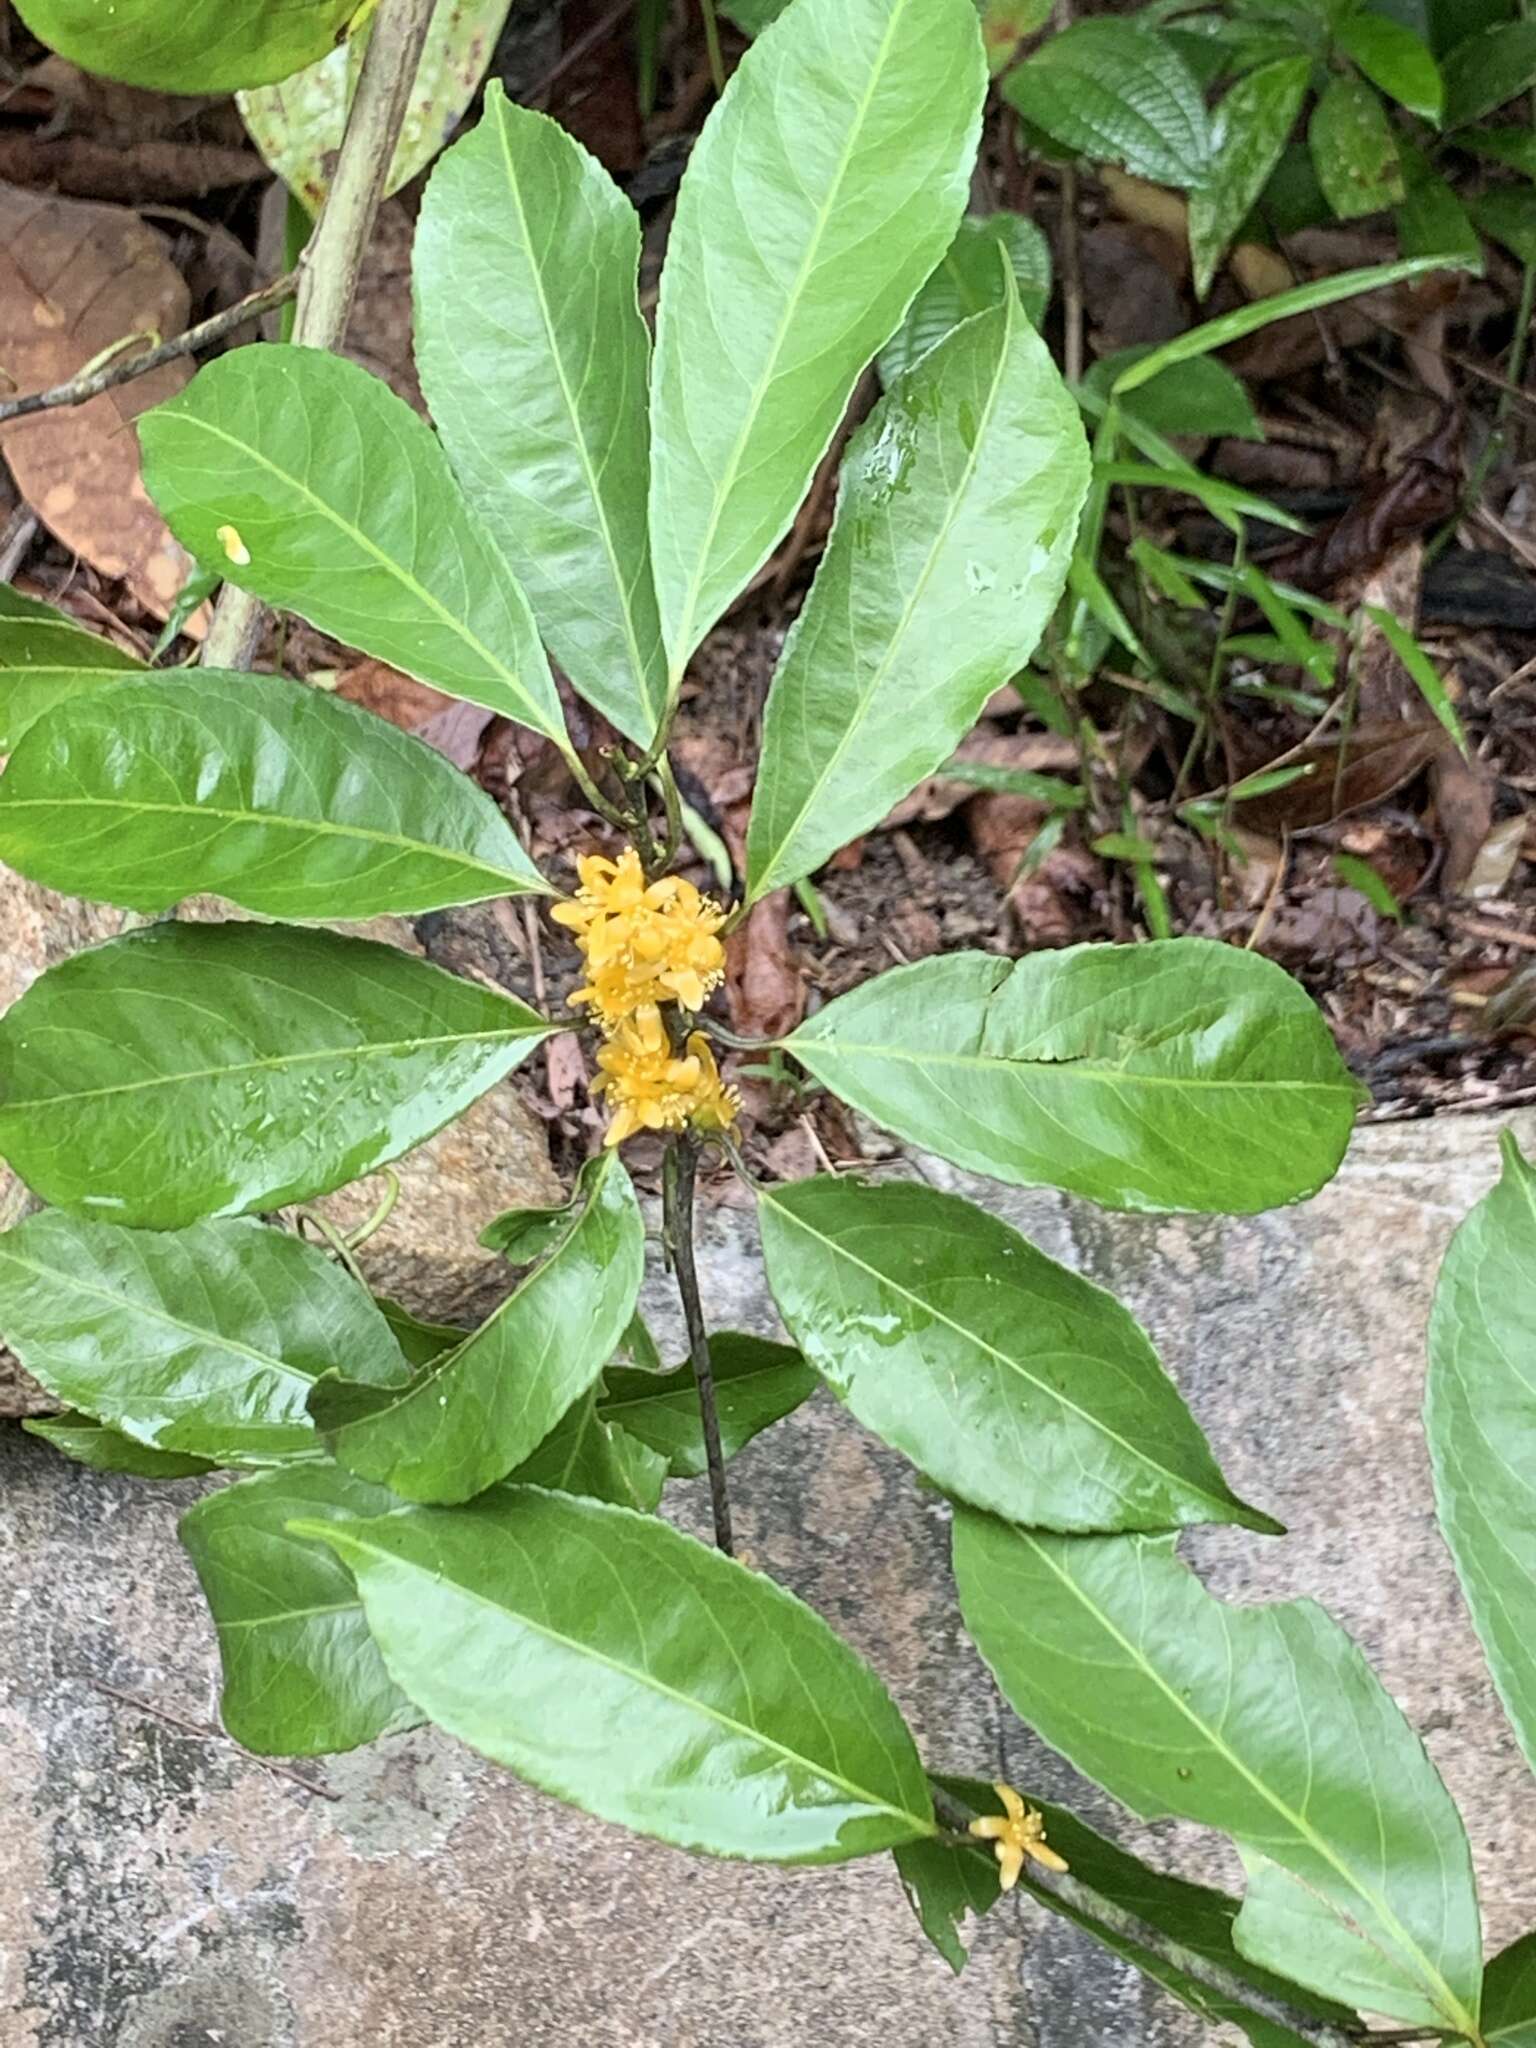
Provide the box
[85,1676,339,1802]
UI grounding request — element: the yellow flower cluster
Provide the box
[553,848,738,1148]
[969,1783,1069,1892]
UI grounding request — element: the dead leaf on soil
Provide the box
[0,184,193,617]
[966,791,1102,947]
[726,891,805,1040]
[1235,720,1448,832]
[883,728,1079,829]
[1431,745,1494,896]
[1463,814,1528,902]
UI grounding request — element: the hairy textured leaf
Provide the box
[647,0,985,676]
[746,295,1087,900]
[877,213,1052,384]
[786,941,1359,1214]
[1310,78,1404,220]
[324,1154,643,1503]
[415,85,664,745]
[953,1517,1483,2032]
[1189,58,1311,298]
[1443,22,1536,128]
[599,1332,816,1478]
[0,921,550,1228]
[509,1389,667,1511]
[13,0,354,92]
[1488,1933,1536,2047]
[760,1175,1272,1534]
[1426,1130,1536,1774]
[140,347,567,746]
[0,670,547,918]
[23,1412,213,1479]
[1004,20,1211,188]
[1336,9,1443,121]
[239,0,511,212]
[181,1463,416,1754]
[0,1213,407,1461]
[300,1486,936,1859]
[0,605,143,753]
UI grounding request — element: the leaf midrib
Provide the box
[1017,1530,1478,2036]
[789,1034,1347,1094]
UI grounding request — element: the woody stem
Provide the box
[663,1135,734,1555]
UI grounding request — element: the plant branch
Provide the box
[930,1789,1363,2048]
[201,0,436,671]
[0,271,300,425]
[663,1135,734,1554]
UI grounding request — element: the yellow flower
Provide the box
[968,1784,1069,1892]
[591,1006,741,1148]
[553,847,726,1024]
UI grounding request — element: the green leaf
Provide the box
[1189,58,1312,298]
[1463,124,1536,176]
[509,1389,668,1512]
[952,1516,1484,2033]
[1336,7,1444,119]
[376,1297,464,1368]
[647,0,985,677]
[478,1184,587,1261]
[414,84,666,746]
[786,940,1360,1215]
[322,1154,644,1504]
[0,607,144,754]
[1086,348,1266,440]
[1487,1932,1536,2047]
[23,1412,213,1480]
[297,1486,937,1860]
[599,1332,817,1479]
[759,1175,1274,1534]
[0,922,550,1229]
[12,0,354,92]
[180,1463,417,1755]
[1396,159,1480,264]
[745,294,1088,901]
[1426,1130,1536,1777]
[1004,20,1211,188]
[1362,604,1468,751]
[892,1824,1001,1975]
[1331,851,1403,919]
[1473,187,1536,267]
[0,1213,408,1462]
[139,346,569,749]
[238,0,512,213]
[1309,78,1404,219]
[1443,21,1536,127]
[1110,254,1478,395]
[877,212,1053,384]
[931,1777,1356,2041]
[0,671,548,919]
[721,0,788,29]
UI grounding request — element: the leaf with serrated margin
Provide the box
[1004,20,1210,188]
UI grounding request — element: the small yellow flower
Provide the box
[553,847,726,1025]
[969,1784,1068,1892]
[591,1005,741,1148]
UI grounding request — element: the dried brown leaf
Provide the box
[726,891,804,1040]
[1236,721,1448,831]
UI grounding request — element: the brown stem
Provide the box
[0,271,299,425]
[663,1136,734,1554]
[200,0,437,671]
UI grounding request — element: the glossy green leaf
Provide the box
[376,1297,464,1369]
[1473,187,1536,267]
[877,212,1052,384]
[139,346,568,748]
[647,0,985,677]
[1336,8,1443,120]
[23,1412,213,1480]
[745,294,1088,901]
[13,0,354,91]
[927,1777,1357,2041]
[478,1187,584,1262]
[1085,348,1265,440]
[759,1175,1274,1534]
[1310,78,1404,219]
[1426,1130,1536,1775]
[1004,20,1211,188]
[953,1516,1483,2032]
[599,1332,817,1479]
[180,1463,416,1755]
[1189,58,1311,298]
[0,922,550,1228]
[239,0,512,213]
[299,1486,936,1859]
[0,1213,407,1462]
[1487,1933,1536,2047]
[0,607,144,754]
[892,1820,1000,1976]
[786,941,1360,1215]
[0,671,548,919]
[1111,255,1477,394]
[509,1389,668,1511]
[323,1154,644,1503]
[1443,22,1536,127]
[414,84,665,746]
[1463,124,1536,176]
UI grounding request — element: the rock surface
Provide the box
[3,1109,1535,2047]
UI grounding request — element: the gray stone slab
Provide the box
[4,1110,1534,2048]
